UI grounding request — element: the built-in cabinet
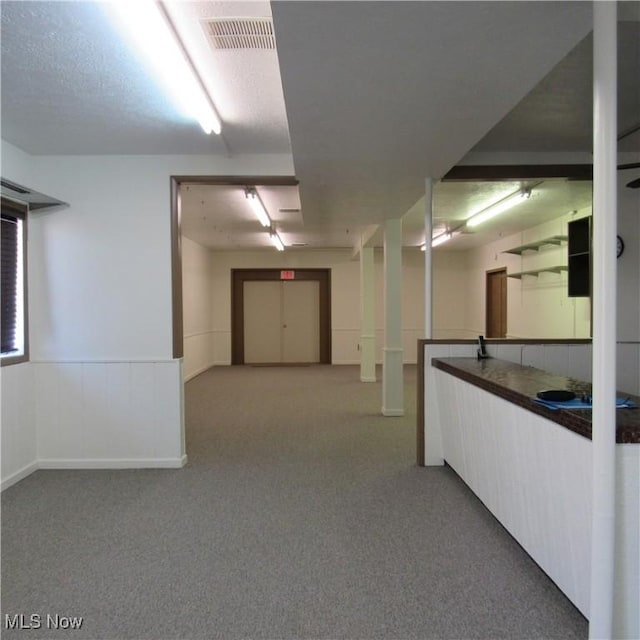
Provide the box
[567,217,591,297]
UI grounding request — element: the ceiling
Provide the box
[1,1,639,252]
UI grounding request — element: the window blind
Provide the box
[1,214,19,353]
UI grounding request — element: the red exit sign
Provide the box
[280,270,295,280]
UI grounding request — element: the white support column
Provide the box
[382,218,404,416]
[589,4,617,639]
[359,245,376,382]
[424,177,433,339]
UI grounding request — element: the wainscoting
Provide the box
[1,360,185,490]
[417,338,640,638]
[184,331,215,381]
[436,371,592,616]
[433,368,639,639]
[418,339,640,467]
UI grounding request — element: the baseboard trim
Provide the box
[2,457,188,491]
[184,364,215,382]
[38,457,187,470]
[382,408,405,417]
[1,461,39,491]
[360,376,377,382]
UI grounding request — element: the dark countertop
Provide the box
[432,357,640,444]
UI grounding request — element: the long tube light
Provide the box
[431,232,453,247]
[466,188,531,228]
[421,231,453,250]
[245,188,271,227]
[270,231,285,251]
[111,0,221,135]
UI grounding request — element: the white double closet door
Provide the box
[243,280,320,364]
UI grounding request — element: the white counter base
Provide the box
[434,369,639,639]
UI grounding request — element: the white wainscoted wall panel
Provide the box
[615,445,640,640]
[182,236,216,380]
[1,363,37,489]
[436,371,591,616]
[422,340,640,467]
[420,339,639,638]
[183,332,215,381]
[34,360,185,467]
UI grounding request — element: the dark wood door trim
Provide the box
[170,175,298,359]
[231,269,331,365]
[486,268,507,339]
[170,177,183,358]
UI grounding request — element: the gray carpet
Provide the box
[1,365,587,640]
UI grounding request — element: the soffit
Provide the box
[271,1,593,228]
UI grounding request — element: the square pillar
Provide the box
[382,218,404,416]
[359,246,376,382]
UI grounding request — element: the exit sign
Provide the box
[280,270,295,280]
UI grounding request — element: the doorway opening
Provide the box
[486,268,507,338]
[231,269,331,365]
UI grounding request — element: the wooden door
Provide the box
[242,280,320,364]
[486,269,507,338]
[282,280,319,363]
[232,269,331,365]
[243,281,282,363]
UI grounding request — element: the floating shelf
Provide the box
[503,235,568,255]
[508,265,568,279]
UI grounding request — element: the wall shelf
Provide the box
[502,235,568,255]
[508,266,568,279]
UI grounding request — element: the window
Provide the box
[1,197,28,365]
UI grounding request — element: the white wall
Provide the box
[616,166,640,342]
[463,208,593,339]
[182,236,215,380]
[450,150,640,343]
[208,249,360,365]
[432,250,469,339]
[1,142,38,488]
[1,363,37,489]
[1,139,294,487]
[27,153,292,361]
[206,248,426,365]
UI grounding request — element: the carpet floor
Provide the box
[1,365,587,639]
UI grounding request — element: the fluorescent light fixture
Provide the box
[421,231,453,250]
[245,188,271,227]
[432,232,452,247]
[270,231,285,251]
[466,188,531,228]
[110,0,221,135]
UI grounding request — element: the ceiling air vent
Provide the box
[202,18,275,50]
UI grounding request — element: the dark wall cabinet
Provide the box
[567,217,591,297]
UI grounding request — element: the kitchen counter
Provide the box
[431,357,640,444]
